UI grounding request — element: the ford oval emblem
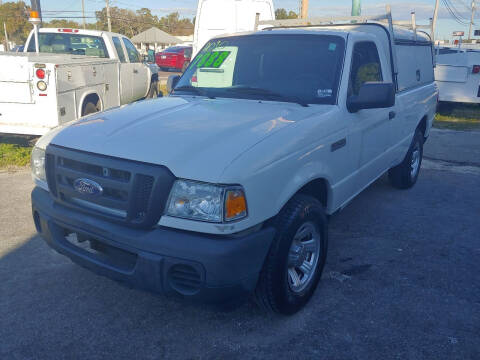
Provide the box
[73,178,103,196]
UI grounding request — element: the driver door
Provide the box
[122,38,150,100]
[112,36,133,104]
[346,41,395,190]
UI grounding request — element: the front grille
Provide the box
[45,145,175,229]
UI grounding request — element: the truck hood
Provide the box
[49,96,330,182]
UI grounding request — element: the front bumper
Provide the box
[32,187,275,303]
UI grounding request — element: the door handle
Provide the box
[133,69,138,74]
[389,111,396,120]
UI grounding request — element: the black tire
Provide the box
[388,129,424,189]
[147,80,159,98]
[82,100,100,116]
[254,194,328,315]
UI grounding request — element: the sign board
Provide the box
[475,30,480,36]
[453,31,465,36]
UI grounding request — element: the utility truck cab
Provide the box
[31,10,437,314]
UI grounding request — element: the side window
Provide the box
[112,37,126,63]
[348,42,383,96]
[122,38,140,63]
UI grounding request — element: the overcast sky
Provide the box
[39,0,479,40]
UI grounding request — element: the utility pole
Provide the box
[468,0,476,40]
[300,0,309,19]
[81,0,86,29]
[4,22,9,51]
[352,0,361,16]
[106,0,112,32]
[432,0,440,45]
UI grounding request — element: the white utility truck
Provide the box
[31,9,437,315]
[435,47,480,104]
[0,28,159,136]
[192,0,275,57]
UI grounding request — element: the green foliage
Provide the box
[0,1,32,44]
[0,143,32,168]
[275,8,298,20]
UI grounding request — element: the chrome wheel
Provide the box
[410,144,421,179]
[287,221,321,293]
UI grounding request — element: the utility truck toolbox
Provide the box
[0,27,158,136]
[31,7,437,314]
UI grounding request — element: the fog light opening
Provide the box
[33,211,42,233]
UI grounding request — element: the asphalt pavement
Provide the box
[0,129,479,360]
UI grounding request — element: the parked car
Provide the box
[156,46,192,72]
[10,45,24,52]
[435,47,480,104]
[193,0,275,57]
[30,15,437,314]
[0,28,159,136]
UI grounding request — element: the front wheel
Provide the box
[254,194,328,315]
[146,80,159,98]
[388,129,424,189]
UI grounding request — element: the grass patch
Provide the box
[0,143,32,169]
[158,83,168,96]
[434,103,480,131]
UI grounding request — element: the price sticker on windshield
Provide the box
[194,51,231,69]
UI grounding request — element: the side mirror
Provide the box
[167,75,181,94]
[347,82,395,113]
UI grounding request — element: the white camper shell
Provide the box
[192,0,275,57]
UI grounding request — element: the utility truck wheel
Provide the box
[82,100,100,116]
[388,129,424,189]
[254,194,328,315]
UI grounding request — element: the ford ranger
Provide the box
[30,13,437,314]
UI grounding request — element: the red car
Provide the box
[156,46,192,72]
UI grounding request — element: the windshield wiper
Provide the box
[173,86,215,99]
[226,86,309,107]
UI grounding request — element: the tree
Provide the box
[0,1,32,45]
[275,8,298,20]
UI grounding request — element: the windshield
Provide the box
[27,33,108,58]
[174,34,345,105]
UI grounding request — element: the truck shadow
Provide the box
[2,170,479,358]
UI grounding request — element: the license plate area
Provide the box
[63,230,137,272]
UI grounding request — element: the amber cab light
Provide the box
[225,189,247,221]
[36,69,45,79]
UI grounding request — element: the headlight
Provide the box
[166,180,247,223]
[31,147,46,182]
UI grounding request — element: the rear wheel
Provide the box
[254,194,328,315]
[82,100,100,116]
[388,129,424,189]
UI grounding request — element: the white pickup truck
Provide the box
[30,11,437,314]
[0,28,159,136]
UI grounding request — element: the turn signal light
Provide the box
[225,189,247,221]
[473,65,480,74]
[36,69,45,79]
